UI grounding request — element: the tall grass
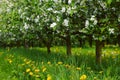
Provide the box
[0,46,120,80]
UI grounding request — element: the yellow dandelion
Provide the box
[42,67,47,72]
[35,75,40,78]
[47,74,52,80]
[58,61,63,65]
[65,64,70,68]
[42,61,44,64]
[47,61,51,65]
[80,74,87,80]
[26,61,31,64]
[8,60,12,64]
[22,63,25,66]
[29,72,33,76]
[26,68,31,73]
[35,69,40,73]
[94,77,97,80]
[99,71,103,74]
[76,67,81,70]
[24,59,27,62]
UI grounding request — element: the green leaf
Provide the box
[107,0,113,5]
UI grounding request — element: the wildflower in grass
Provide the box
[35,69,40,73]
[80,74,87,80]
[24,59,27,62]
[29,72,33,76]
[58,61,63,65]
[22,63,25,66]
[8,59,12,64]
[26,61,31,64]
[76,67,81,70]
[42,61,44,64]
[94,77,97,80]
[47,61,51,65]
[90,70,93,73]
[87,67,91,70]
[65,64,70,68]
[47,74,52,80]
[42,67,47,72]
[35,75,40,78]
[26,68,31,72]
[99,71,103,74]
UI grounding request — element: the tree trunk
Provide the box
[47,44,51,54]
[95,40,103,64]
[79,39,83,47]
[66,34,71,55]
[24,39,29,48]
[16,40,20,47]
[88,35,92,47]
[118,34,120,47]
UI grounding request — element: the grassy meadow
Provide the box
[0,46,120,80]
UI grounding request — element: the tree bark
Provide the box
[88,35,92,47]
[117,34,120,47]
[79,39,83,47]
[95,40,103,64]
[24,39,29,48]
[66,34,71,55]
[47,44,51,54]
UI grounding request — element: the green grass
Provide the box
[0,46,120,80]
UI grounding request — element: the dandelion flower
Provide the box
[94,77,97,80]
[80,74,87,80]
[35,75,40,78]
[47,74,52,80]
[8,60,12,64]
[26,61,31,64]
[58,61,63,65]
[47,61,51,65]
[99,71,103,74]
[42,67,47,72]
[29,72,33,76]
[26,68,31,73]
[76,67,81,70]
[35,69,40,73]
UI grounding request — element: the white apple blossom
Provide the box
[63,19,69,26]
[85,20,89,27]
[68,0,72,4]
[93,20,97,25]
[26,17,30,21]
[47,8,53,11]
[34,15,39,23]
[90,15,95,21]
[24,23,29,29]
[34,18,39,23]
[72,6,77,9]
[57,16,60,22]
[54,0,58,3]
[109,28,114,34]
[61,7,66,13]
[53,11,59,14]
[50,22,57,28]
[67,7,71,14]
